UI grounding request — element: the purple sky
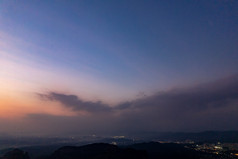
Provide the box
[0,0,238,136]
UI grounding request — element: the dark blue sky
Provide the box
[0,0,238,135]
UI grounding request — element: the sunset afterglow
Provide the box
[0,0,238,136]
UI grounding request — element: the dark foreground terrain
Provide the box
[0,142,235,159]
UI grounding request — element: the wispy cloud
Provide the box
[34,75,238,134]
[38,92,112,113]
[38,74,238,113]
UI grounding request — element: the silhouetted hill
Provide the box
[127,142,201,159]
[0,142,225,159]
[1,149,29,159]
[50,143,147,159]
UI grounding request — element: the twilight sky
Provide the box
[0,0,238,136]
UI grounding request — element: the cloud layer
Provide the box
[32,75,238,135]
[38,92,112,113]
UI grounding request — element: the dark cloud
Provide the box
[35,75,238,134]
[38,92,112,112]
[118,74,238,112]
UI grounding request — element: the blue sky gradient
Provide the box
[0,0,238,135]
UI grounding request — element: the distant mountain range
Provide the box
[1,142,211,159]
[1,131,238,146]
[1,131,238,159]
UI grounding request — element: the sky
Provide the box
[0,0,238,136]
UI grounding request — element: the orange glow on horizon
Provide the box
[0,91,78,119]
